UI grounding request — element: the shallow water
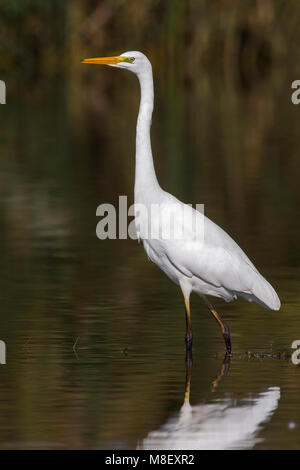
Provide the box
[0,66,299,449]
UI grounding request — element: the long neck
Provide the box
[134,68,159,199]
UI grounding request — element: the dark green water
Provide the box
[0,64,299,449]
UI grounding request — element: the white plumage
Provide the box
[137,189,280,310]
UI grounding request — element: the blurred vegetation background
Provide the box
[1,0,300,80]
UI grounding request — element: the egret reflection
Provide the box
[139,357,280,450]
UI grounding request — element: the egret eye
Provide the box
[124,57,135,63]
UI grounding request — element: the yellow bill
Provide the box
[81,56,135,65]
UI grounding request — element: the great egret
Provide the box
[81,51,280,355]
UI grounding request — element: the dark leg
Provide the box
[203,296,232,355]
[184,297,193,352]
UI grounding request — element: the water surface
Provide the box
[0,66,299,449]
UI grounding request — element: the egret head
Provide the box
[81,51,151,76]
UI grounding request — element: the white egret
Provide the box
[81,51,280,355]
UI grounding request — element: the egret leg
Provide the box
[184,297,193,352]
[203,296,232,355]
